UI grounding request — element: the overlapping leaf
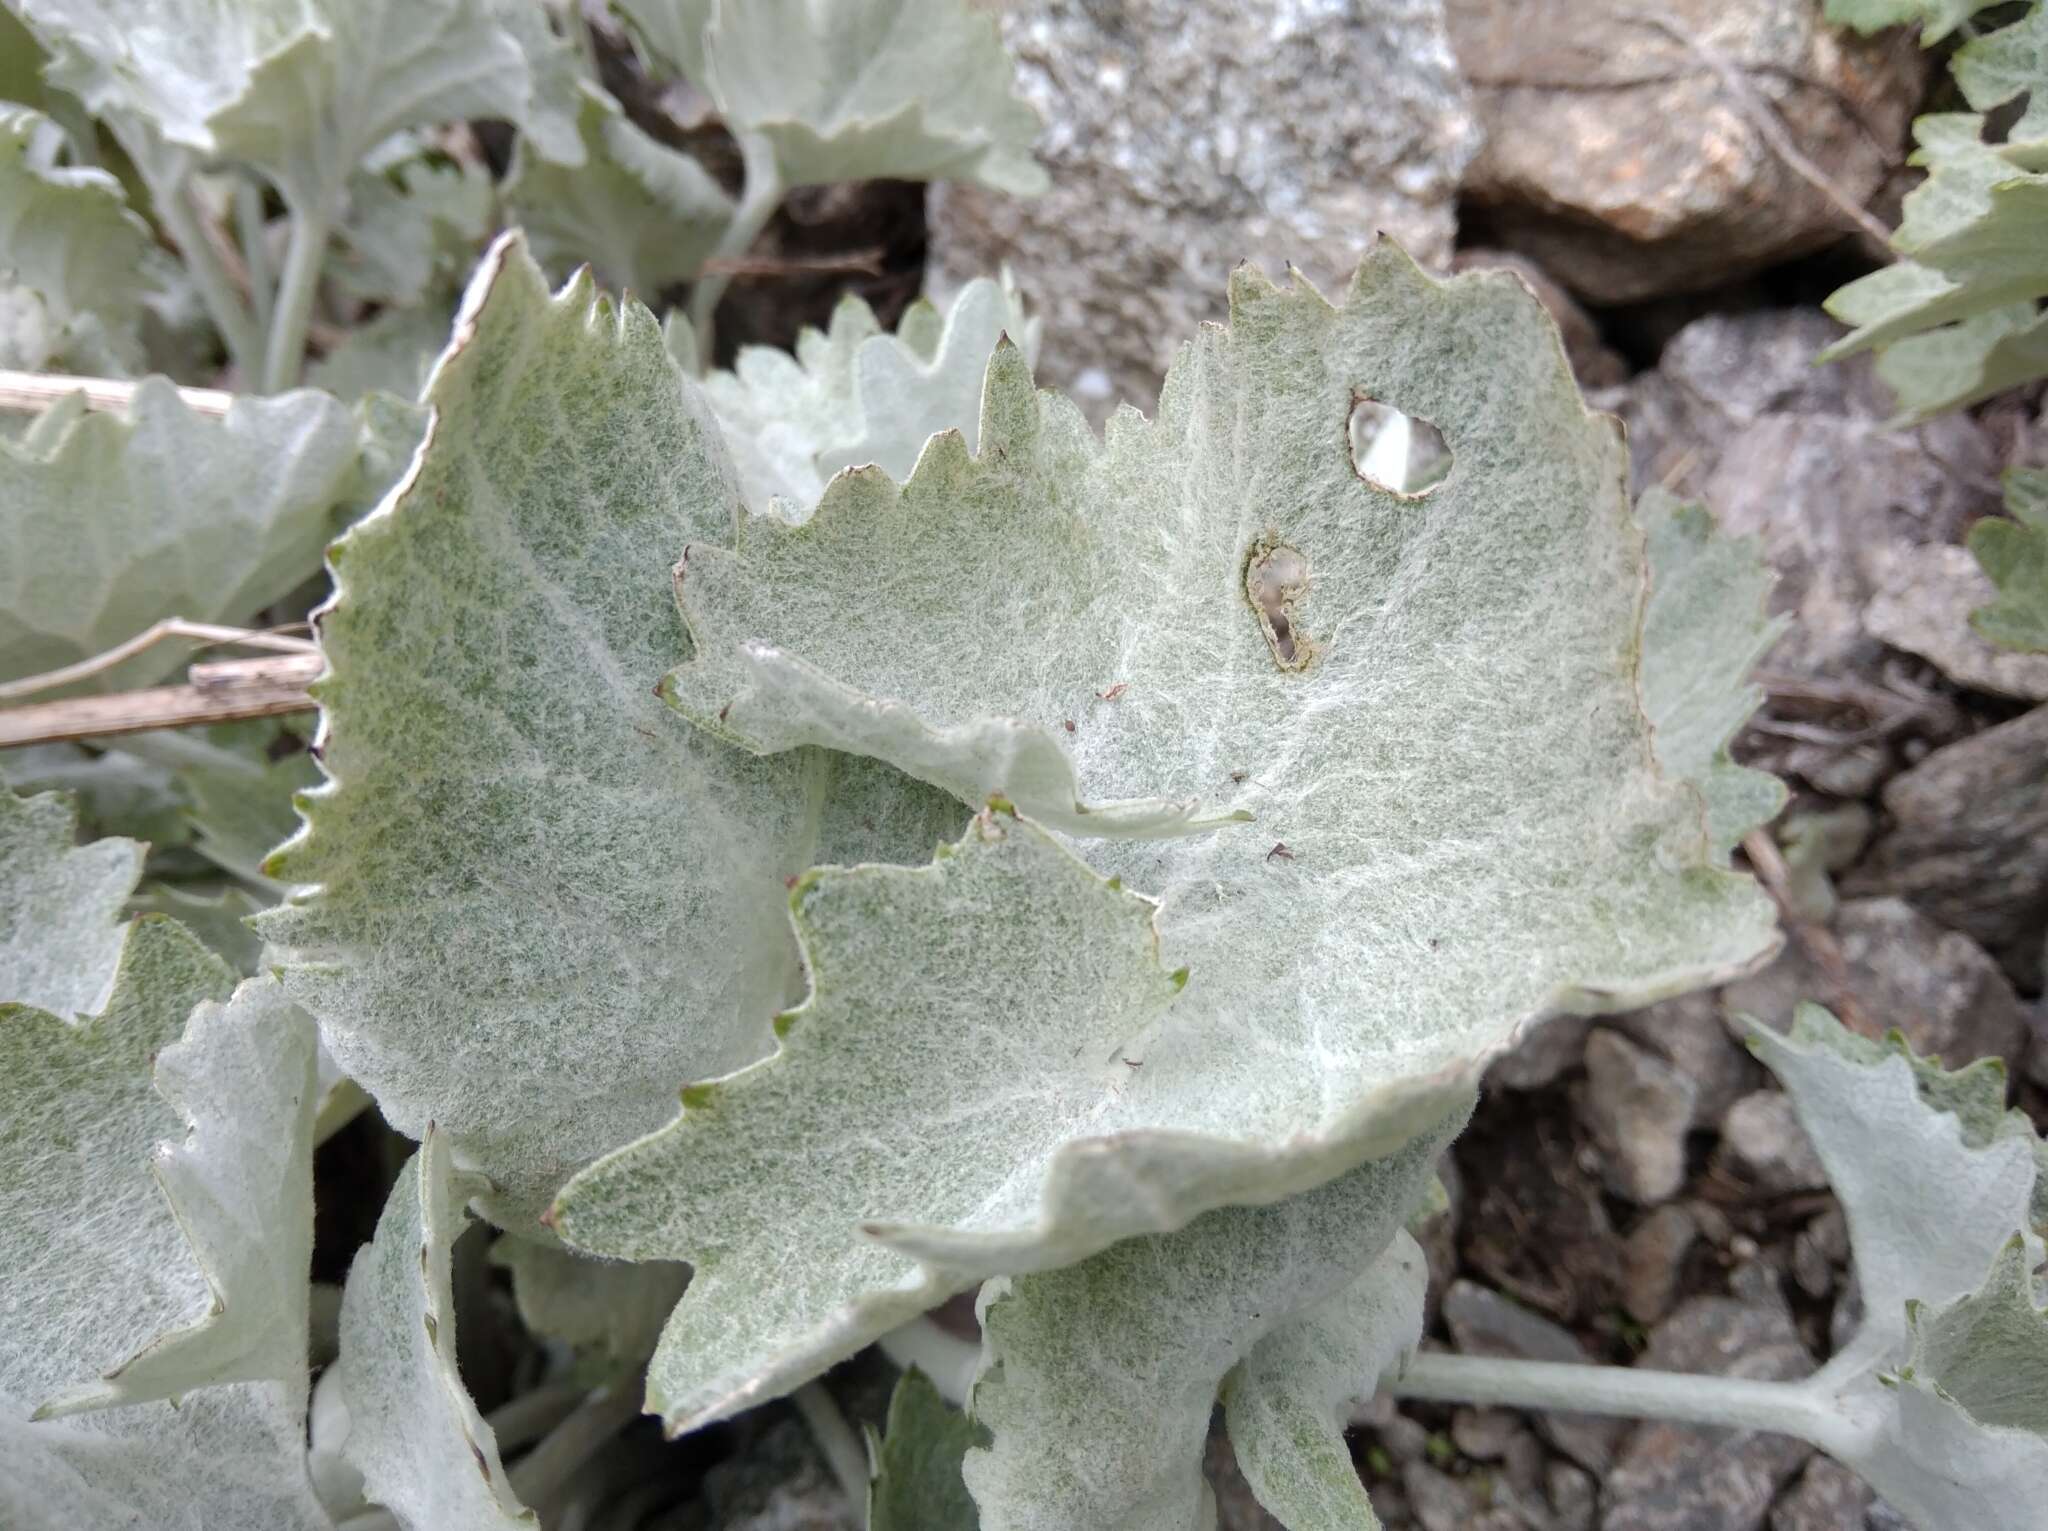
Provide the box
[259,235,968,1226]
[1738,1004,2048,1530]
[869,1368,983,1531]
[683,273,1037,514]
[488,1236,688,1380]
[1823,0,2001,43]
[331,141,495,309]
[0,784,140,1015]
[1637,489,1788,858]
[551,246,1776,1431]
[0,378,358,692]
[504,81,733,300]
[0,820,330,1529]
[962,1123,1455,1531]
[337,1129,535,1530]
[1970,467,2048,652]
[621,0,1045,194]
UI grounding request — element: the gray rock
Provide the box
[1451,1407,1524,1463]
[1863,1501,1909,1530]
[1722,898,2032,1074]
[1580,1028,1699,1206]
[1622,1203,1700,1326]
[1614,992,1764,1132]
[1550,1461,1598,1531]
[1716,1091,1828,1197]
[1790,1207,1846,1302]
[1845,707,2048,991]
[1447,0,1925,303]
[1602,1297,1815,1531]
[1441,1283,1626,1473]
[1488,1013,1593,1092]
[1865,545,2048,702]
[1771,1456,1873,1531]
[930,0,1479,414]
[1404,1462,1481,1531]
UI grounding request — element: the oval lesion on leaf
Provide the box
[1245,536,1315,670]
[1348,390,1452,498]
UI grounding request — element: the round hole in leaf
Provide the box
[1348,396,1451,497]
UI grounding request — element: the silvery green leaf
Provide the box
[1822,0,2002,41]
[1637,488,1788,859]
[0,104,151,362]
[504,81,732,299]
[0,378,358,693]
[129,881,267,973]
[692,274,1037,514]
[1953,2,2048,157]
[1870,303,2048,422]
[1223,1234,1429,1531]
[869,1368,982,1531]
[488,1236,688,1379]
[332,145,494,309]
[259,233,967,1226]
[0,741,191,848]
[118,721,320,888]
[697,0,1047,193]
[1736,1004,2048,1530]
[611,0,713,86]
[338,1127,536,1530]
[1970,467,2048,652]
[0,783,141,1016]
[552,807,1194,1431]
[37,976,320,1417]
[0,885,330,1530]
[15,0,584,213]
[962,1127,1453,1531]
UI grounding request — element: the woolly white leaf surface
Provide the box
[962,1124,1455,1531]
[332,142,494,310]
[260,233,967,1226]
[504,81,733,300]
[338,1127,534,1530]
[1742,1004,2048,1530]
[39,976,319,1417]
[1223,1233,1428,1531]
[695,0,1046,193]
[0,784,140,1017]
[488,1236,688,1379]
[0,904,329,1529]
[1637,489,1788,858]
[0,378,358,693]
[0,105,152,359]
[687,274,1038,515]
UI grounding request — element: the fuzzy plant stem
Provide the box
[152,178,262,379]
[261,195,337,393]
[793,1379,871,1511]
[877,1313,980,1406]
[235,179,277,334]
[687,129,782,368]
[1388,1352,1861,1458]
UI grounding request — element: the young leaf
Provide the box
[1952,2,2048,158]
[684,0,1046,193]
[259,233,968,1226]
[0,378,359,692]
[0,103,153,364]
[504,82,734,300]
[338,1127,536,1530]
[0,783,141,1016]
[331,142,495,310]
[1969,467,2048,652]
[611,0,713,86]
[868,1367,984,1531]
[1223,1234,1429,1531]
[962,1125,1454,1531]
[0,905,330,1529]
[687,274,1037,514]
[1636,488,1789,858]
[488,1236,688,1380]
[36,977,320,1418]
[1823,0,2002,42]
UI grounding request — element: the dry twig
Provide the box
[0,653,320,748]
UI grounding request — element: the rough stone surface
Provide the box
[1488,1013,1593,1092]
[1770,1456,1874,1531]
[1447,0,1925,303]
[1606,309,2002,690]
[1440,1283,1627,1473]
[1602,1297,1815,1531]
[1580,1028,1699,1206]
[1404,1462,1481,1531]
[1614,991,1764,1132]
[693,1415,858,1530]
[1716,1090,1829,1197]
[1622,1203,1700,1326]
[1451,1407,1524,1463]
[1866,545,2048,703]
[1845,708,2048,991]
[1722,897,2032,1074]
[929,0,1480,414]
[1550,1461,1599,1531]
